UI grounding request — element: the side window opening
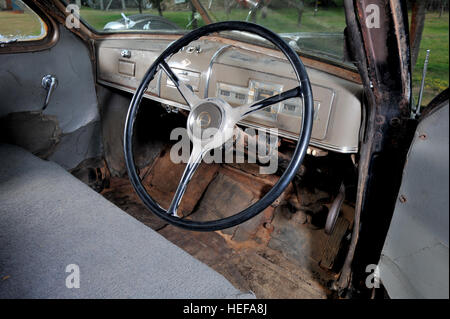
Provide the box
[0,0,48,43]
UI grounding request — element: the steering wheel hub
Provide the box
[188,101,223,136]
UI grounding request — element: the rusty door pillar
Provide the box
[338,0,417,295]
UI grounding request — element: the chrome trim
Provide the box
[41,74,58,110]
[167,145,205,217]
[240,121,358,153]
[204,45,232,98]
[156,68,162,97]
[121,49,131,58]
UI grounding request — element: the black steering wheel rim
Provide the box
[124,21,314,231]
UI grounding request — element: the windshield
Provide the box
[75,0,349,66]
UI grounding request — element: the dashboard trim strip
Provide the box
[156,68,162,97]
[204,45,232,98]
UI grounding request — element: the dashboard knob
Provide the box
[186,45,202,54]
[121,49,131,58]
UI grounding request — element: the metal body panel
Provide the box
[379,102,449,299]
[96,37,363,153]
[336,0,415,292]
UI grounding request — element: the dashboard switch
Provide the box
[121,49,131,58]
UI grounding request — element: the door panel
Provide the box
[0,25,102,170]
[379,94,449,299]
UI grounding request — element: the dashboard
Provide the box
[96,37,363,153]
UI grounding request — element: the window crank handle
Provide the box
[41,75,58,110]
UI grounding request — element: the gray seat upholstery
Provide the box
[0,144,252,299]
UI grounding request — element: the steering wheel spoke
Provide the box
[160,60,201,109]
[238,86,302,120]
[167,143,206,217]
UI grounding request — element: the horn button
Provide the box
[188,101,223,140]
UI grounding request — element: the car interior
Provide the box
[3,0,440,299]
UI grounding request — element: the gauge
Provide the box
[216,83,249,106]
[248,80,283,122]
[216,81,320,125]
[281,98,303,117]
[281,99,320,121]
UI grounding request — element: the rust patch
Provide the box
[159,225,330,298]
[101,144,345,298]
[142,148,220,217]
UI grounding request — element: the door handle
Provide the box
[41,75,58,110]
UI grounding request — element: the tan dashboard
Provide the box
[96,37,363,153]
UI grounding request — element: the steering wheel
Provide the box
[124,21,313,231]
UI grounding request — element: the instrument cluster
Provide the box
[217,80,317,127]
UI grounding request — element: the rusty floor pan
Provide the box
[102,150,338,298]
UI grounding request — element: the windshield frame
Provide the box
[58,0,357,72]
